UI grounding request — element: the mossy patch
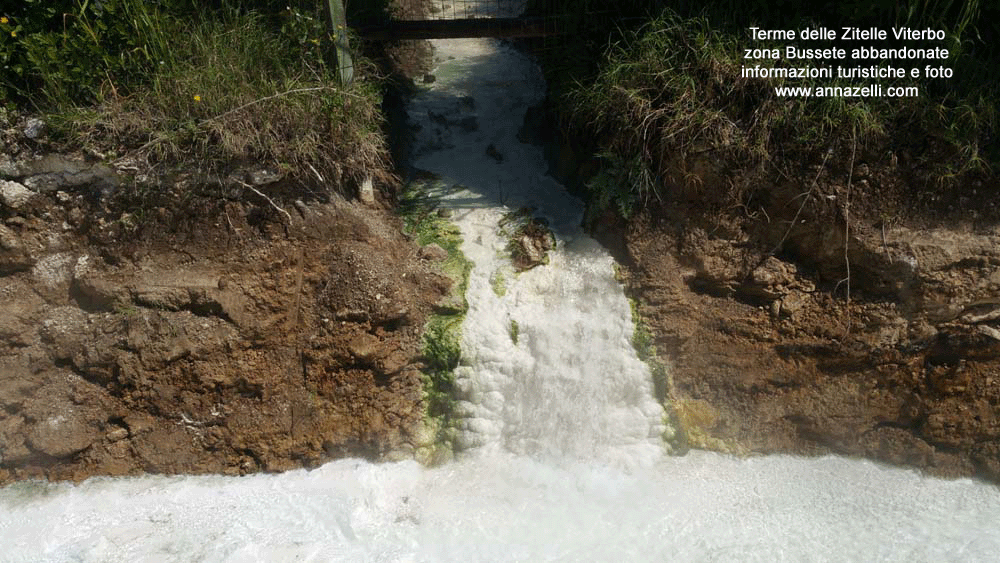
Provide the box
[398,177,472,464]
[626,293,687,453]
[498,207,556,271]
[673,399,743,454]
[629,297,669,403]
[399,179,473,312]
[416,314,463,464]
[508,319,520,345]
[490,268,509,297]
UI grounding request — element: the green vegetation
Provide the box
[584,150,660,223]
[398,179,473,461]
[112,301,139,318]
[421,315,462,431]
[508,319,519,345]
[1,0,391,191]
[626,295,686,452]
[399,180,473,306]
[628,298,668,404]
[490,268,508,297]
[498,207,555,270]
[531,1,998,219]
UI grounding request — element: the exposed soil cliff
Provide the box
[0,120,452,484]
[581,146,1000,481]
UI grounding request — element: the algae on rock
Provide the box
[398,178,472,465]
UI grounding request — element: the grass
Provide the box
[570,15,880,200]
[4,2,392,198]
[584,150,660,224]
[45,7,388,192]
[559,10,998,220]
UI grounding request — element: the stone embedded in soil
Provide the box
[360,176,376,205]
[71,273,128,311]
[778,291,807,318]
[418,243,448,261]
[106,427,129,442]
[980,325,1000,342]
[0,180,34,209]
[31,252,76,293]
[26,412,95,458]
[0,155,20,178]
[349,333,380,362]
[23,118,46,140]
[0,224,34,272]
[39,306,90,361]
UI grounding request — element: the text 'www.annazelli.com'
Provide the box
[773,84,919,97]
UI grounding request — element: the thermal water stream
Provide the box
[3,21,1000,563]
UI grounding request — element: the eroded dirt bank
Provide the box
[0,139,452,485]
[584,151,1000,481]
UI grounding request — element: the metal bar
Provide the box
[358,17,559,40]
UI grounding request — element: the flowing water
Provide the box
[4,22,1000,563]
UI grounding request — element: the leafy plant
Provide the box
[585,150,660,222]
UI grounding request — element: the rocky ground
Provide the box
[0,117,453,484]
[582,148,1000,482]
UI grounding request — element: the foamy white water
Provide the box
[3,453,1000,562]
[408,37,666,467]
[3,13,1000,563]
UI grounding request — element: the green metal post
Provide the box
[323,0,354,85]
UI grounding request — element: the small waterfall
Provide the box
[405,35,667,467]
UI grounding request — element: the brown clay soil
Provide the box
[587,149,1000,482]
[0,167,455,484]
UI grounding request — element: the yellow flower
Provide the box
[1,17,9,24]
[10,31,15,38]
[193,95,201,102]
